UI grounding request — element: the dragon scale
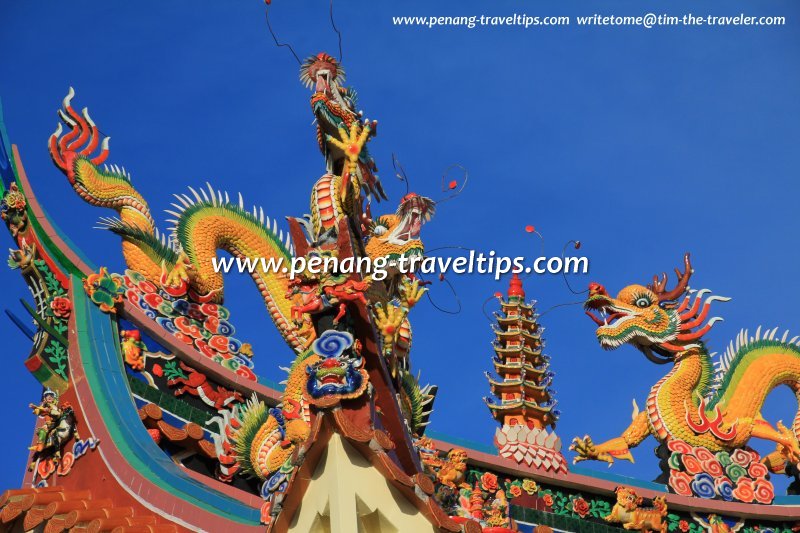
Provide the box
[171,197,311,351]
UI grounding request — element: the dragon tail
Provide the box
[398,370,438,436]
[49,89,165,278]
[232,395,271,478]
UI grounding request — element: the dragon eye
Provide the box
[370,218,390,236]
[635,297,651,308]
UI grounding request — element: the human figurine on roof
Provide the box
[28,388,77,469]
[29,390,60,450]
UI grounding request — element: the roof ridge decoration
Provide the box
[10,44,458,529]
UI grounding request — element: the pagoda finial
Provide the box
[507,272,525,299]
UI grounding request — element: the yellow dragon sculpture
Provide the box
[573,253,800,474]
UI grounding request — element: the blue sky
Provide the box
[1,0,799,493]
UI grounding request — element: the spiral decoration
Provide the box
[201,302,227,319]
[56,452,75,476]
[690,472,716,499]
[700,458,723,477]
[667,439,693,455]
[693,446,715,462]
[37,459,56,480]
[312,330,355,358]
[732,478,755,503]
[716,450,733,467]
[725,463,747,482]
[714,476,734,501]
[264,470,288,494]
[260,465,293,523]
[141,307,158,320]
[666,438,774,504]
[681,454,703,475]
[754,478,775,504]
[748,461,768,479]
[668,453,683,471]
[220,319,236,336]
[669,470,693,497]
[730,448,754,466]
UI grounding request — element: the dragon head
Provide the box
[584,254,729,362]
[302,52,385,201]
[306,354,368,402]
[365,193,435,269]
[301,52,346,97]
[304,330,369,405]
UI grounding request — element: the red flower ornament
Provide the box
[571,496,590,518]
[50,296,72,319]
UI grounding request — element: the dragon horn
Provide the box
[649,253,692,302]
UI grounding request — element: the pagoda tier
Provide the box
[485,274,559,430]
[485,274,567,473]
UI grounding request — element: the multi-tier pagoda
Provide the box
[484,273,567,473]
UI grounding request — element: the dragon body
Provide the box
[573,254,800,472]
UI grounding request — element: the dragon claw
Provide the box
[163,252,192,289]
[372,301,407,354]
[326,122,371,168]
[570,435,622,465]
[399,278,426,309]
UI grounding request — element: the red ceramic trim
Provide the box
[67,302,264,531]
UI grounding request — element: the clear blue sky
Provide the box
[1,0,798,492]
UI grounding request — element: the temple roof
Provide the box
[484,371,522,388]
[0,486,180,532]
[494,315,540,328]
